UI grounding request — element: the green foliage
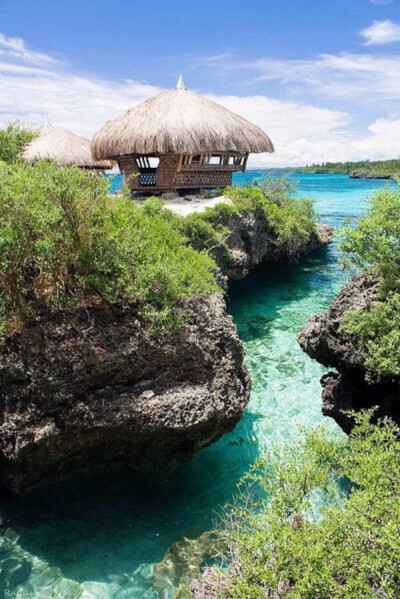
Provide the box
[0,161,218,335]
[182,212,225,251]
[341,188,400,292]
[0,122,37,164]
[225,182,318,254]
[299,158,400,177]
[342,294,400,380]
[215,413,400,599]
[180,182,317,262]
[339,187,400,378]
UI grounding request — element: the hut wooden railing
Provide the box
[117,151,249,192]
[177,152,248,172]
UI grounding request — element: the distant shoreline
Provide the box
[295,158,399,179]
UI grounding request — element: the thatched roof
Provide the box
[22,125,113,169]
[92,80,274,159]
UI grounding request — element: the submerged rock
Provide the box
[0,294,250,494]
[152,529,226,599]
[298,273,400,432]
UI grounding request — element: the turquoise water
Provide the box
[1,174,397,598]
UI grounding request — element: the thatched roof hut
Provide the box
[22,124,113,171]
[92,76,274,193]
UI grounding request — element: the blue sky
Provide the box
[1,0,400,165]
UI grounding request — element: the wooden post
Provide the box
[177,153,183,173]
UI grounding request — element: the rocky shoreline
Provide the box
[0,210,332,494]
[298,273,400,432]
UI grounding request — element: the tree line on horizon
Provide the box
[298,158,400,176]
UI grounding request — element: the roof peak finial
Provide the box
[175,74,187,90]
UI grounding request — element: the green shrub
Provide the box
[340,187,400,378]
[0,161,218,334]
[341,187,400,293]
[224,183,318,253]
[0,122,36,164]
[210,413,400,598]
[182,212,223,251]
[341,293,400,380]
[180,182,317,262]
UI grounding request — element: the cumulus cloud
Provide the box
[1,32,400,167]
[248,117,400,167]
[360,20,400,45]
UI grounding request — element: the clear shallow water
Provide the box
[1,174,397,598]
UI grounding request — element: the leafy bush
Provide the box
[180,182,317,262]
[225,183,318,253]
[206,413,400,598]
[0,122,36,164]
[340,187,400,378]
[342,293,400,379]
[0,161,218,335]
[341,188,400,292]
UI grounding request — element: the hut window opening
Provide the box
[135,156,160,170]
[148,157,160,168]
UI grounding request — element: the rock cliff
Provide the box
[205,207,332,282]
[298,273,400,432]
[0,210,332,493]
[0,294,249,494]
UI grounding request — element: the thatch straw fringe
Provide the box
[22,125,113,169]
[92,89,274,159]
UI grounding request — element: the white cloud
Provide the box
[195,52,400,101]
[370,0,393,4]
[360,20,400,45]
[0,33,63,65]
[1,32,400,167]
[248,117,400,167]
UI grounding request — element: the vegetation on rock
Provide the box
[194,413,400,598]
[0,161,218,335]
[340,186,400,378]
[0,125,319,340]
[181,181,318,259]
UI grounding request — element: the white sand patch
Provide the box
[164,195,232,217]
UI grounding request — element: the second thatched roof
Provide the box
[92,82,274,159]
[22,125,113,169]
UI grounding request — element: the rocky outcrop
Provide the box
[0,294,250,494]
[0,209,332,494]
[191,207,333,282]
[298,273,400,432]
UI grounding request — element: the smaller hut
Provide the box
[92,76,274,194]
[22,124,113,171]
